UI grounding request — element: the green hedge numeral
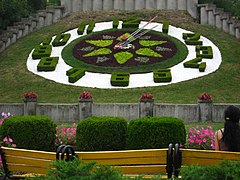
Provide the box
[153,69,172,83]
[37,57,59,71]
[111,72,130,87]
[66,68,86,83]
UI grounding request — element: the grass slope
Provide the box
[0,10,239,103]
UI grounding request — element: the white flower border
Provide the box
[27,21,222,89]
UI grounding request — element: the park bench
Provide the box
[0,145,174,179]
[173,147,240,178]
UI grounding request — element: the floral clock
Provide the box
[27,21,222,89]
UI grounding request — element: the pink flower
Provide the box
[8,138,13,143]
[3,137,8,142]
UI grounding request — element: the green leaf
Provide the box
[114,52,133,64]
[136,48,162,57]
[83,48,112,57]
[85,40,113,47]
[139,40,167,47]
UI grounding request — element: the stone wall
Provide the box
[0,102,238,123]
[1,1,239,54]
[60,0,198,19]
[0,6,65,53]
[198,3,240,39]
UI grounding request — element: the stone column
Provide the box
[156,0,166,9]
[135,0,145,10]
[222,17,229,33]
[198,100,213,122]
[235,25,240,39]
[93,0,103,10]
[146,0,155,9]
[229,21,235,36]
[139,99,154,118]
[79,99,93,120]
[215,12,222,29]
[187,0,198,19]
[24,98,37,116]
[199,5,208,25]
[207,9,215,26]
[0,41,6,53]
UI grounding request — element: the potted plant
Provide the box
[79,91,93,102]
[198,92,212,103]
[23,91,38,102]
[140,93,154,102]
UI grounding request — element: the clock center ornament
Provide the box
[27,16,222,89]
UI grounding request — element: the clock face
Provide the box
[27,21,222,89]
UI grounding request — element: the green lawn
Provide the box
[0,10,239,104]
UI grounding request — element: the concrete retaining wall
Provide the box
[1,1,239,54]
[198,3,240,39]
[0,102,239,123]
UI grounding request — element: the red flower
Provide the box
[198,93,212,101]
[23,92,38,99]
[140,93,153,100]
[79,91,93,100]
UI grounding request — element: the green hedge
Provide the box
[196,46,213,59]
[52,33,71,47]
[87,21,96,34]
[126,116,186,150]
[66,68,85,83]
[77,21,87,35]
[181,160,240,180]
[162,21,169,34]
[37,57,59,71]
[153,69,172,83]
[42,35,53,45]
[183,33,203,46]
[122,17,142,28]
[111,72,130,87]
[76,116,127,151]
[113,17,119,29]
[32,45,52,59]
[0,116,56,151]
[183,57,206,72]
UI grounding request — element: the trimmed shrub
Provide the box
[126,116,186,150]
[183,33,203,46]
[87,21,96,34]
[37,57,59,71]
[76,116,127,151]
[181,160,240,180]
[183,57,206,72]
[0,116,56,151]
[199,62,206,72]
[44,158,123,180]
[122,17,142,28]
[77,21,87,35]
[66,68,85,83]
[32,45,52,59]
[52,33,71,47]
[113,17,119,29]
[153,69,172,83]
[111,72,130,87]
[162,21,169,34]
[42,35,53,45]
[196,46,213,59]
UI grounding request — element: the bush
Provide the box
[111,72,130,87]
[0,116,56,151]
[181,160,240,180]
[37,57,59,71]
[66,68,85,83]
[0,0,29,29]
[26,158,123,180]
[52,33,71,47]
[77,21,87,35]
[27,0,47,12]
[86,20,95,34]
[32,45,52,59]
[76,116,127,151]
[153,69,172,83]
[127,116,186,149]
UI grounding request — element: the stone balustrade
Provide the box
[0,6,64,53]
[1,1,239,54]
[198,3,240,39]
